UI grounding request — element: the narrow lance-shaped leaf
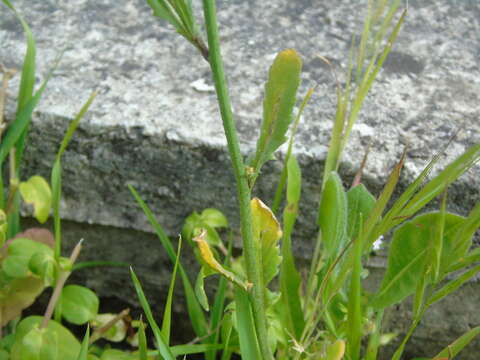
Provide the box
[75,326,89,360]
[251,49,302,177]
[280,155,305,339]
[130,268,175,360]
[161,237,182,343]
[318,172,348,259]
[128,185,208,338]
[433,326,480,360]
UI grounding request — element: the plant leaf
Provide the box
[280,155,304,339]
[346,184,376,240]
[19,176,52,223]
[433,326,480,359]
[10,316,80,360]
[128,185,208,338]
[161,237,182,343]
[372,212,465,309]
[76,326,89,360]
[251,49,302,175]
[194,229,248,291]
[59,285,99,325]
[251,197,283,285]
[130,268,175,360]
[318,172,348,259]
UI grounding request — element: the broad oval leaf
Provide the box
[252,49,302,174]
[60,285,99,325]
[10,316,80,360]
[19,176,52,224]
[251,197,283,285]
[372,212,464,309]
[2,238,53,278]
[200,208,228,228]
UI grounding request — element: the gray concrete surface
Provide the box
[1,0,480,358]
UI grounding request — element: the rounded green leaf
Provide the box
[2,238,53,279]
[60,285,99,325]
[11,316,80,360]
[200,208,228,228]
[28,251,55,285]
[19,176,52,224]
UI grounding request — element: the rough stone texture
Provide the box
[1,0,480,358]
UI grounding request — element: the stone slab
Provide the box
[2,0,480,358]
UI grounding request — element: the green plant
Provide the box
[0,2,134,359]
[124,0,480,359]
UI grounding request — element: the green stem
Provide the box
[201,1,272,359]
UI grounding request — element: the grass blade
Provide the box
[138,318,148,360]
[130,267,175,360]
[433,326,480,359]
[161,236,182,343]
[75,325,90,360]
[128,185,208,337]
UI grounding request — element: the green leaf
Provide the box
[251,197,283,286]
[372,212,465,309]
[130,268,175,360]
[51,159,62,261]
[18,326,58,360]
[76,326,90,360]
[325,340,346,360]
[161,237,182,343]
[57,92,97,160]
[252,49,302,175]
[1,0,35,168]
[99,349,136,360]
[426,264,480,308]
[11,316,80,360]
[280,155,304,339]
[318,172,348,258]
[60,285,99,325]
[272,87,314,214]
[234,287,262,360]
[346,184,376,240]
[347,218,363,359]
[2,238,53,278]
[433,326,480,359]
[19,176,52,224]
[200,208,228,228]
[128,185,208,338]
[0,277,45,326]
[137,319,148,360]
[195,267,210,312]
[28,250,55,285]
[402,143,480,218]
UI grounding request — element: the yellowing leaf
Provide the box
[19,176,52,223]
[251,198,282,285]
[326,340,345,360]
[194,230,248,291]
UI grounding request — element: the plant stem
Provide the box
[201,1,271,359]
[41,239,83,329]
